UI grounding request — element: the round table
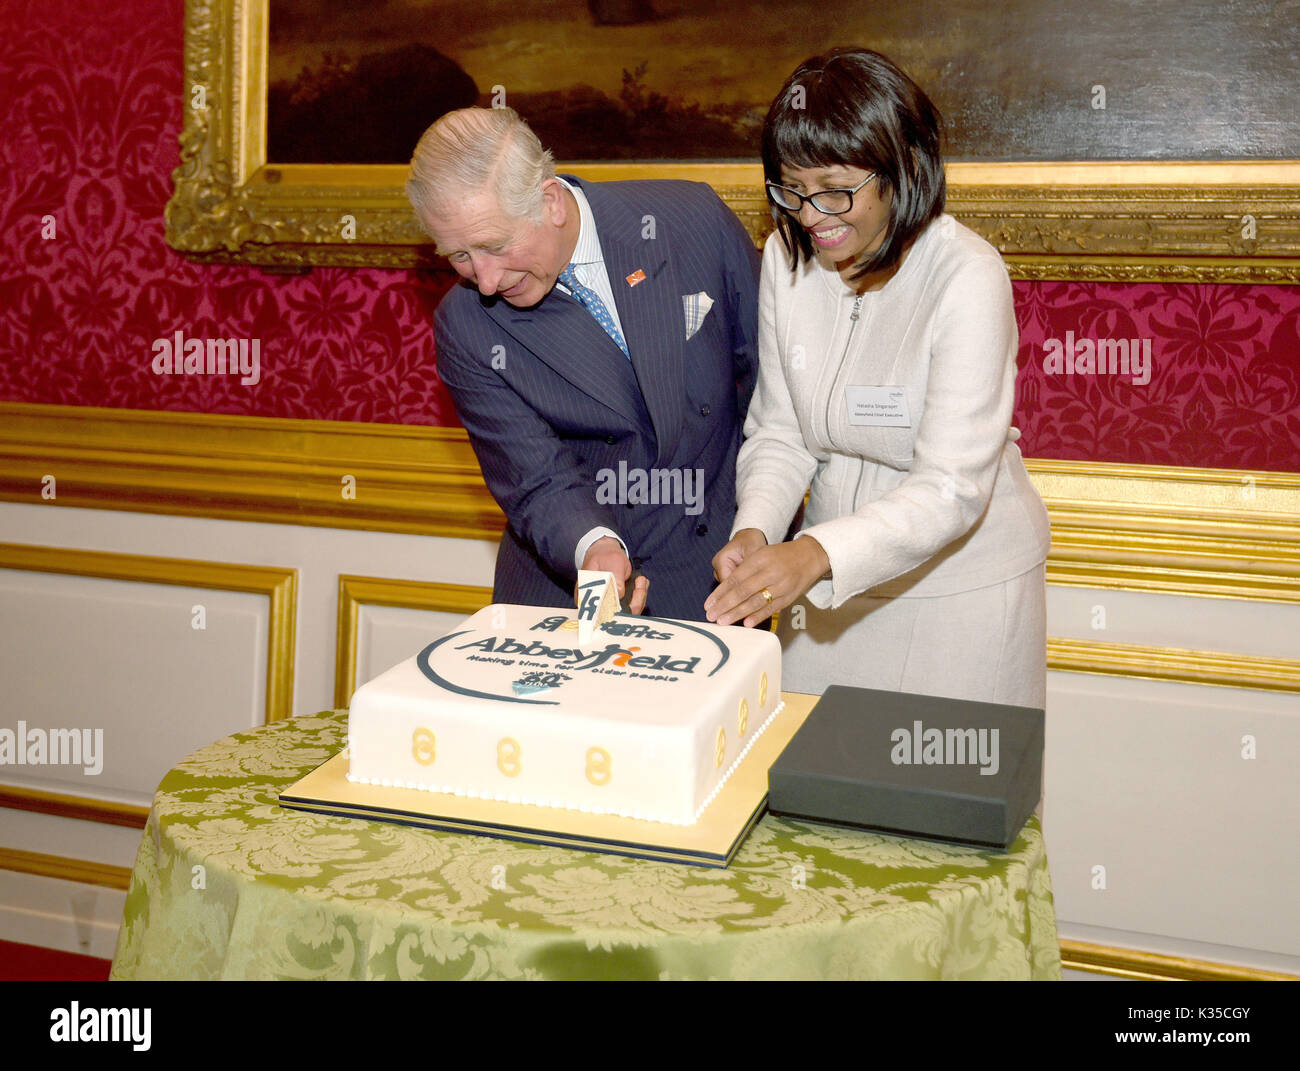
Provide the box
[110,711,1061,980]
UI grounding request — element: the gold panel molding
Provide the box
[334,576,493,707]
[5,402,1298,551]
[1061,939,1298,982]
[1034,459,1300,692]
[1035,459,1300,605]
[0,786,148,829]
[1048,638,1300,694]
[0,541,296,827]
[0,403,501,539]
[167,0,1299,280]
[0,847,133,892]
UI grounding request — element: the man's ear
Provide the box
[539,178,570,226]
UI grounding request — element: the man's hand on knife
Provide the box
[581,536,649,615]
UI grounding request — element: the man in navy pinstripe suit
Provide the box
[407,108,760,621]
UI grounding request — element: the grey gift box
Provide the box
[767,685,1044,850]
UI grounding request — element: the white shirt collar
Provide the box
[556,177,603,269]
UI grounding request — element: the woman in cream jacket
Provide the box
[705,48,1051,708]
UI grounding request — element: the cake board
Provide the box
[279,692,819,868]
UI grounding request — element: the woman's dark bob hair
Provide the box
[762,48,945,281]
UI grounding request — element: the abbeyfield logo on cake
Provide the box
[415,612,733,703]
[0,722,103,775]
[456,635,703,674]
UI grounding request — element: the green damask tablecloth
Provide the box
[110,711,1061,980]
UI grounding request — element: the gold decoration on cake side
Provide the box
[560,619,579,631]
[585,747,612,786]
[411,728,437,766]
[715,727,726,768]
[759,671,768,708]
[497,737,522,777]
[738,697,749,736]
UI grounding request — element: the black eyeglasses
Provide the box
[765,174,877,215]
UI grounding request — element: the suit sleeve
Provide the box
[434,309,623,581]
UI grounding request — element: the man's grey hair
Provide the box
[407,107,556,232]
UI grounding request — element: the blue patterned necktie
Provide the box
[558,264,629,358]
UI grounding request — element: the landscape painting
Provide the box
[267,0,1299,165]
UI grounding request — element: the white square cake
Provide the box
[346,604,783,826]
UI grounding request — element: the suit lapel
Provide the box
[576,179,686,465]
[480,280,646,429]
[476,178,688,458]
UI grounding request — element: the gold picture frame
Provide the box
[166,0,1300,282]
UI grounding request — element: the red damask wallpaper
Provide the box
[1,0,1297,472]
[1013,281,1300,470]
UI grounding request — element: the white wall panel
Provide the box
[1043,671,1299,956]
[0,569,266,806]
[1048,584,1300,659]
[0,869,126,959]
[355,605,480,693]
[0,502,497,714]
[0,501,497,953]
[0,809,144,868]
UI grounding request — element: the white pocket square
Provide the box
[682,292,714,340]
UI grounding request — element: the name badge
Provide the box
[846,386,911,427]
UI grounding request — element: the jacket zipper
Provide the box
[823,293,865,447]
